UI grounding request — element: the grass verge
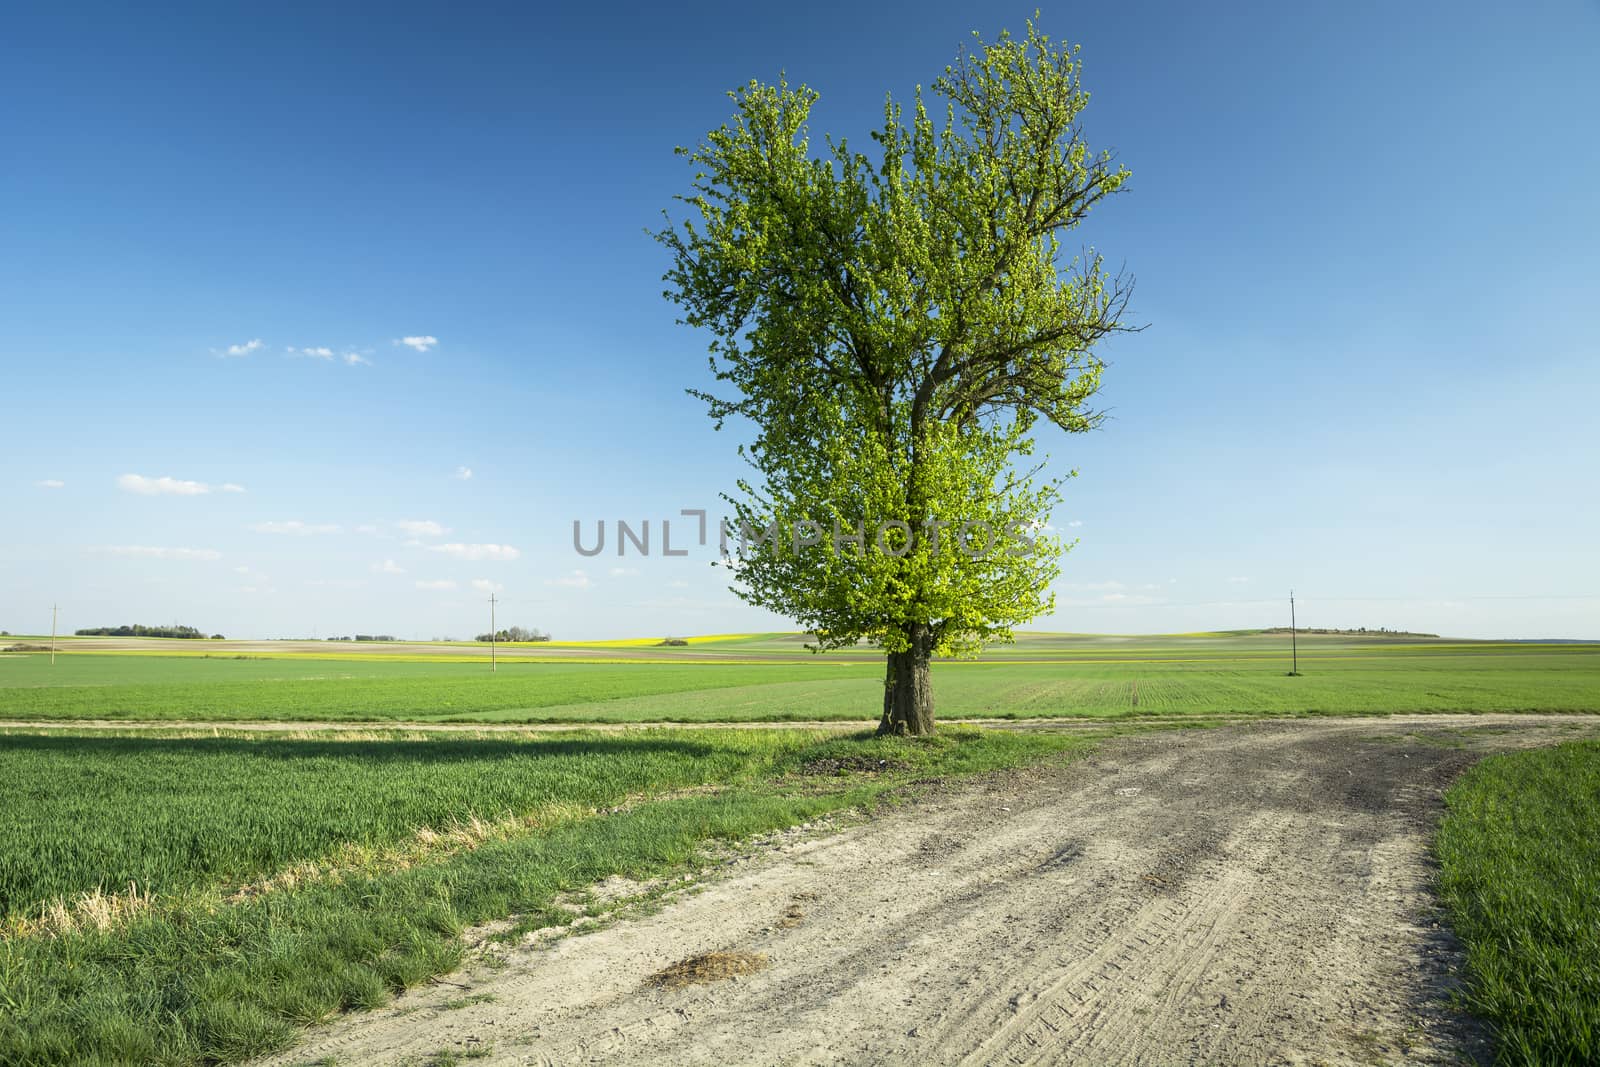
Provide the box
[0,725,1086,1065]
[1435,739,1600,1064]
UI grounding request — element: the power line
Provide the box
[1288,590,1300,676]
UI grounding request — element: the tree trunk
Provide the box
[879,624,935,736]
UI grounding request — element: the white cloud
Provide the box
[36,479,64,489]
[250,520,341,536]
[453,466,473,481]
[296,346,335,359]
[610,566,640,577]
[1227,576,1251,584]
[396,519,448,537]
[92,545,222,561]
[1066,520,1084,528]
[372,559,406,575]
[397,335,438,352]
[415,579,457,591]
[667,579,691,589]
[355,524,381,536]
[470,578,503,593]
[344,352,370,366]
[219,339,264,358]
[429,542,520,561]
[545,569,591,589]
[117,473,230,496]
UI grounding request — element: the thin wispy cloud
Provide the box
[415,579,457,591]
[372,559,406,574]
[470,578,503,593]
[285,345,370,366]
[1067,519,1084,528]
[1227,576,1252,584]
[629,594,741,612]
[217,339,264,358]
[396,519,448,538]
[117,473,244,496]
[453,466,473,481]
[429,542,520,561]
[545,569,591,589]
[250,520,341,536]
[610,566,639,577]
[397,335,438,352]
[36,479,64,489]
[92,545,222,561]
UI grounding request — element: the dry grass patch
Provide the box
[646,950,769,989]
[5,881,156,939]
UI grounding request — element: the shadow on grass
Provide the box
[0,731,728,763]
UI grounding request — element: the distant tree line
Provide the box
[1262,626,1439,638]
[475,626,550,643]
[74,624,219,640]
[323,635,399,642]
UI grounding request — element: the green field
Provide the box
[1437,740,1600,1064]
[0,724,1087,1064]
[1,633,1596,723]
[2,632,1597,1065]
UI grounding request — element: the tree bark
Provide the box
[878,623,935,736]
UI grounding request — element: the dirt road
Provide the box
[261,715,1598,1066]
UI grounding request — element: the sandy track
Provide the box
[259,715,1597,1066]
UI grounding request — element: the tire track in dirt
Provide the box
[259,715,1598,1066]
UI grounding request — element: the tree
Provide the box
[475,626,550,643]
[657,21,1133,735]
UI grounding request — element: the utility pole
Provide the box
[1289,590,1299,676]
[489,593,497,673]
[51,604,58,666]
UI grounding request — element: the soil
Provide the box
[254,714,1599,1066]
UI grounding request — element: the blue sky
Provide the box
[3,0,1596,640]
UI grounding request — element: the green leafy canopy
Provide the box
[656,19,1134,658]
